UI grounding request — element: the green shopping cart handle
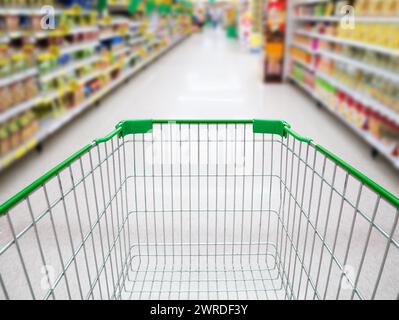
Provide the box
[0,119,398,215]
[115,119,312,142]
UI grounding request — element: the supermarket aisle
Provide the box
[0,28,398,202]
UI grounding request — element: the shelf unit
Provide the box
[59,41,99,55]
[0,68,37,87]
[286,0,399,169]
[290,42,399,83]
[0,98,38,124]
[316,70,399,124]
[39,55,101,82]
[295,29,399,57]
[0,35,187,172]
[0,3,192,172]
[317,49,399,83]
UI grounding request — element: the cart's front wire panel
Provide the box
[0,122,398,300]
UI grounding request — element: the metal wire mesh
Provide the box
[0,122,398,300]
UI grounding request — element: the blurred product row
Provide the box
[0,0,192,170]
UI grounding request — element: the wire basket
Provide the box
[0,120,398,300]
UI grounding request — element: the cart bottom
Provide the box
[118,243,291,300]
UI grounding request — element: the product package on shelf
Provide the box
[264,0,286,83]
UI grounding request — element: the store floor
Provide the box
[0,28,398,202]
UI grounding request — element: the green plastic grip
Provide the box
[253,119,289,137]
[117,119,153,137]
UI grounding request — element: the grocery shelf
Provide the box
[0,7,95,16]
[0,8,63,15]
[289,75,399,169]
[294,16,341,22]
[0,97,39,124]
[294,0,329,5]
[69,25,99,34]
[40,55,101,82]
[291,56,315,72]
[356,16,399,23]
[130,36,148,45]
[316,71,399,125]
[125,51,140,61]
[114,46,131,57]
[0,26,99,43]
[36,88,110,142]
[323,107,399,170]
[324,107,399,169]
[317,49,399,83]
[294,16,399,23]
[0,68,37,88]
[0,137,38,171]
[130,21,144,28]
[99,32,126,41]
[290,22,399,127]
[59,40,99,55]
[6,30,25,39]
[148,38,162,46]
[78,66,116,85]
[34,25,99,39]
[99,17,131,26]
[108,4,131,12]
[55,36,186,133]
[38,89,62,102]
[295,30,399,57]
[289,75,317,98]
[293,30,314,37]
[0,36,187,172]
[291,41,314,54]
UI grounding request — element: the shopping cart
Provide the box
[0,119,398,300]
